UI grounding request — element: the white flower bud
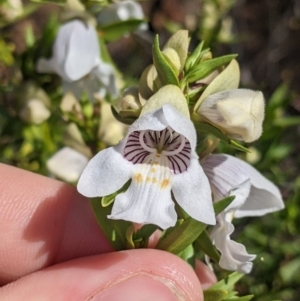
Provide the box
[47,147,88,183]
[198,89,265,142]
[121,86,141,110]
[19,99,50,125]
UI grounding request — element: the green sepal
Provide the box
[195,230,220,262]
[156,196,235,254]
[187,54,237,83]
[99,19,145,42]
[194,122,250,153]
[185,41,205,72]
[152,35,179,86]
[111,106,137,125]
[125,225,135,249]
[90,197,131,251]
[203,289,228,301]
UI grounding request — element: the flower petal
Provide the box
[77,142,133,197]
[211,214,256,273]
[64,21,100,81]
[92,63,119,98]
[162,104,197,150]
[202,154,284,217]
[172,156,215,225]
[109,163,177,229]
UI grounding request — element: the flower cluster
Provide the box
[36,9,284,276]
[76,29,285,274]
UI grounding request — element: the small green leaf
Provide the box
[152,35,179,86]
[223,295,254,301]
[156,198,234,255]
[31,0,66,4]
[178,244,195,266]
[214,196,235,215]
[209,272,244,291]
[125,225,135,249]
[204,289,228,301]
[185,41,205,71]
[187,55,237,83]
[156,218,207,254]
[134,224,158,241]
[100,19,145,42]
[229,140,250,153]
[195,230,220,262]
[194,122,249,152]
[101,180,131,207]
[90,197,131,251]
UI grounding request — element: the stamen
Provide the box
[162,135,186,156]
[139,131,157,153]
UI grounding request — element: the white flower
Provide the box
[198,89,265,143]
[202,154,284,273]
[19,99,50,125]
[97,0,147,31]
[77,104,215,229]
[47,147,89,183]
[37,19,118,100]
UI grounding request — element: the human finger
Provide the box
[0,249,204,301]
[0,163,112,285]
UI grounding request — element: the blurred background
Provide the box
[1,0,300,300]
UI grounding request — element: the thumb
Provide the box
[0,249,204,301]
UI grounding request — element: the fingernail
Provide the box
[89,274,184,301]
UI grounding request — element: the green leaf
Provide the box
[223,295,254,301]
[178,244,195,266]
[185,41,205,71]
[195,230,220,262]
[152,35,179,86]
[99,19,145,42]
[156,197,234,254]
[101,180,131,207]
[194,122,249,152]
[133,224,158,248]
[209,272,244,291]
[204,289,228,301]
[156,217,207,254]
[187,55,238,83]
[213,195,235,215]
[90,197,131,251]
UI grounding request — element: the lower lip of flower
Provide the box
[123,127,191,174]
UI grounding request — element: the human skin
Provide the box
[0,163,216,301]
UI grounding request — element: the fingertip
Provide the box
[195,260,217,290]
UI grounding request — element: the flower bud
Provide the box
[47,147,89,183]
[198,89,265,142]
[19,99,50,125]
[121,86,142,110]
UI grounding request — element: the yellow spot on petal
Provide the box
[156,154,161,158]
[146,177,151,182]
[153,161,159,165]
[150,168,156,173]
[152,178,157,184]
[134,173,143,183]
[160,179,170,189]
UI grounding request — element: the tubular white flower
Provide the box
[78,104,215,229]
[198,89,265,143]
[37,19,118,100]
[202,154,284,273]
